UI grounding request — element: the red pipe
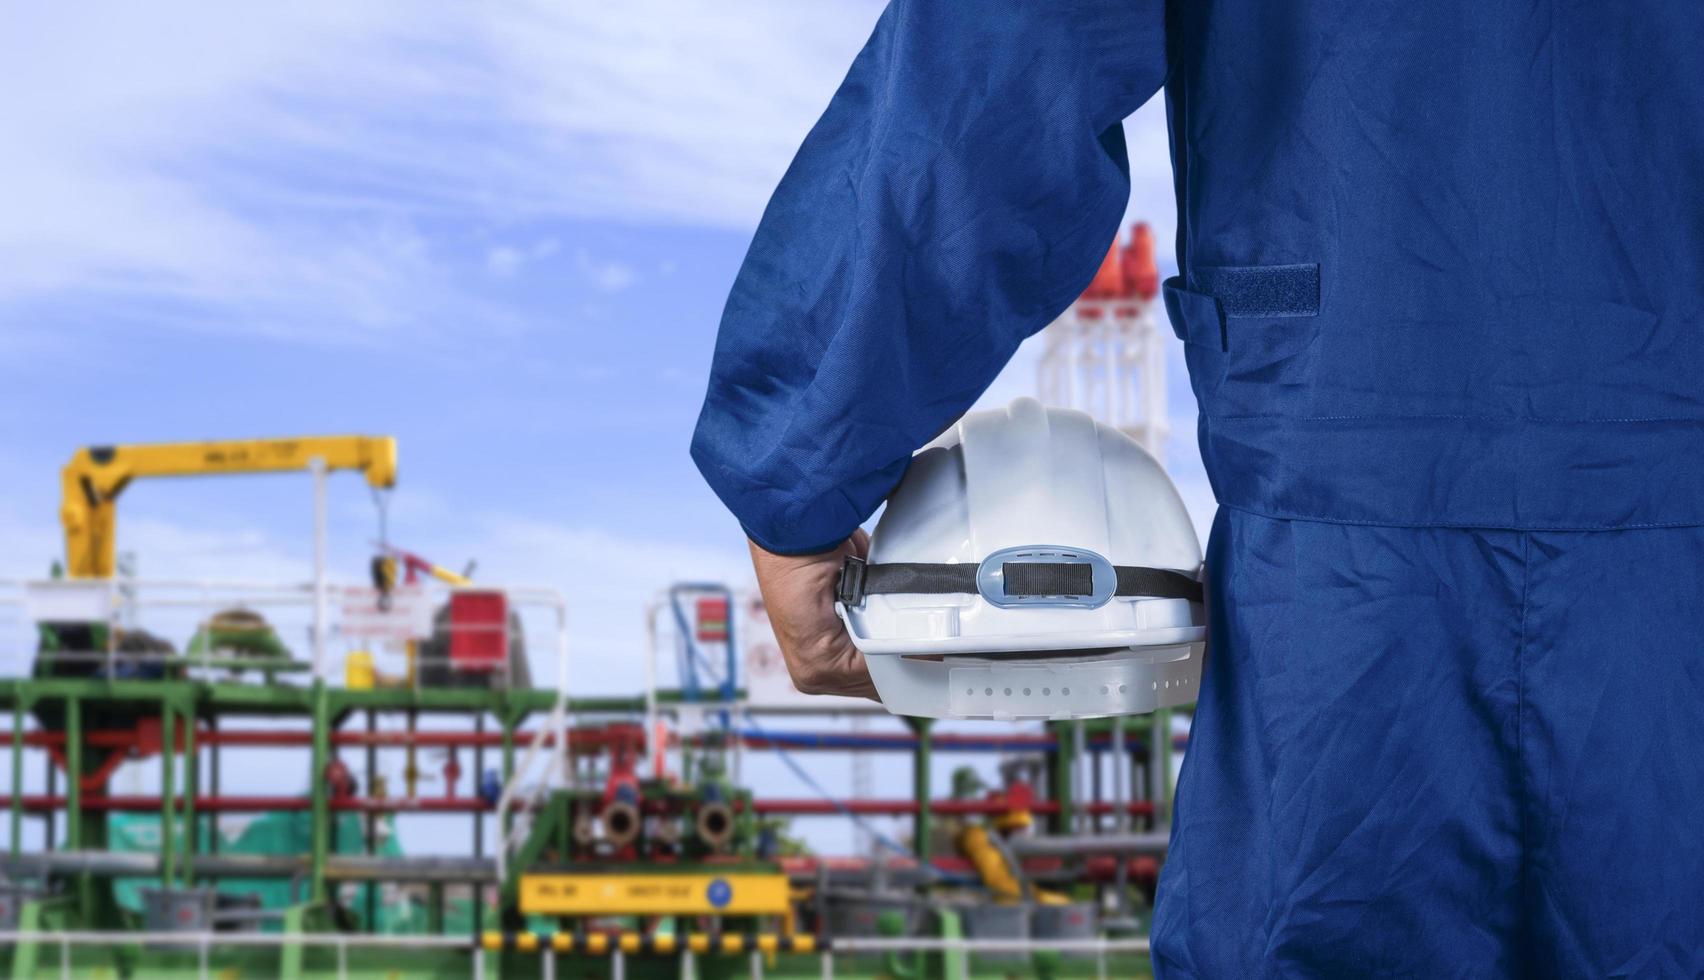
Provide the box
[0,795,491,813]
[20,728,1188,753]
[20,729,641,751]
[748,799,1154,817]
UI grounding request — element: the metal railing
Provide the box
[491,586,572,885]
[0,929,1153,980]
[0,575,569,693]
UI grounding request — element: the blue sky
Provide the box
[0,1,1209,854]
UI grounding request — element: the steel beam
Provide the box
[1007,832,1170,858]
[309,682,330,902]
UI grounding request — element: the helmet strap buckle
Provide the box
[835,556,869,607]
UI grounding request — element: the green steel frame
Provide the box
[0,677,712,931]
[2,677,1174,979]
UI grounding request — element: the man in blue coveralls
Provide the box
[692,1,1704,974]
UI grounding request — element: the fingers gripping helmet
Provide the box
[835,398,1205,720]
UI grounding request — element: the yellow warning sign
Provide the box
[518,873,791,916]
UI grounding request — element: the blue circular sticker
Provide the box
[706,878,732,909]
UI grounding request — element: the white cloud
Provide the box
[574,248,638,294]
[0,1,887,342]
[2,5,478,341]
[484,237,560,279]
[0,1,1182,344]
[485,246,525,278]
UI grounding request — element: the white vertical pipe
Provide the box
[1143,306,1168,461]
[555,601,572,791]
[644,599,661,778]
[1112,716,1130,919]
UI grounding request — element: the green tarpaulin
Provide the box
[108,810,429,933]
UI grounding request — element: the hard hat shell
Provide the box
[839,398,1205,720]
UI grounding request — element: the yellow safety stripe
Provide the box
[477,932,831,955]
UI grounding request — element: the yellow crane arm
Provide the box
[61,436,397,579]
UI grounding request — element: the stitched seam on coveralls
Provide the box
[1515,532,1531,957]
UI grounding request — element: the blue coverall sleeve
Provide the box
[691,0,1168,555]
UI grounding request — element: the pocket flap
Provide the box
[1163,276,1228,352]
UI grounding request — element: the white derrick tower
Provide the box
[1037,222,1169,461]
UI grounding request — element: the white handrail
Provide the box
[0,930,1154,953]
[0,928,1152,980]
[493,589,571,886]
[0,930,477,948]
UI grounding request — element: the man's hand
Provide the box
[748,531,879,700]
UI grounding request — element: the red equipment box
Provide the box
[695,597,729,643]
[448,590,508,672]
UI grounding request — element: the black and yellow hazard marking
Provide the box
[519,872,791,916]
[481,931,826,955]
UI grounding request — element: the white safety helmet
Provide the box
[835,398,1205,720]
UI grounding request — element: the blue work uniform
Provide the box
[692,0,1704,973]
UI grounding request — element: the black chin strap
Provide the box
[836,556,1202,607]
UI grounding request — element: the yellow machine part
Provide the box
[519,872,792,917]
[345,651,377,690]
[956,824,1070,906]
[61,435,397,579]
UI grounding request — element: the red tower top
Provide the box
[1077,223,1159,303]
[1121,222,1159,301]
[1081,240,1126,300]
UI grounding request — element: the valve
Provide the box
[695,801,735,851]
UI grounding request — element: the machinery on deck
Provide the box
[59,436,396,581]
[0,429,1185,978]
[40,436,397,691]
[510,725,752,864]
